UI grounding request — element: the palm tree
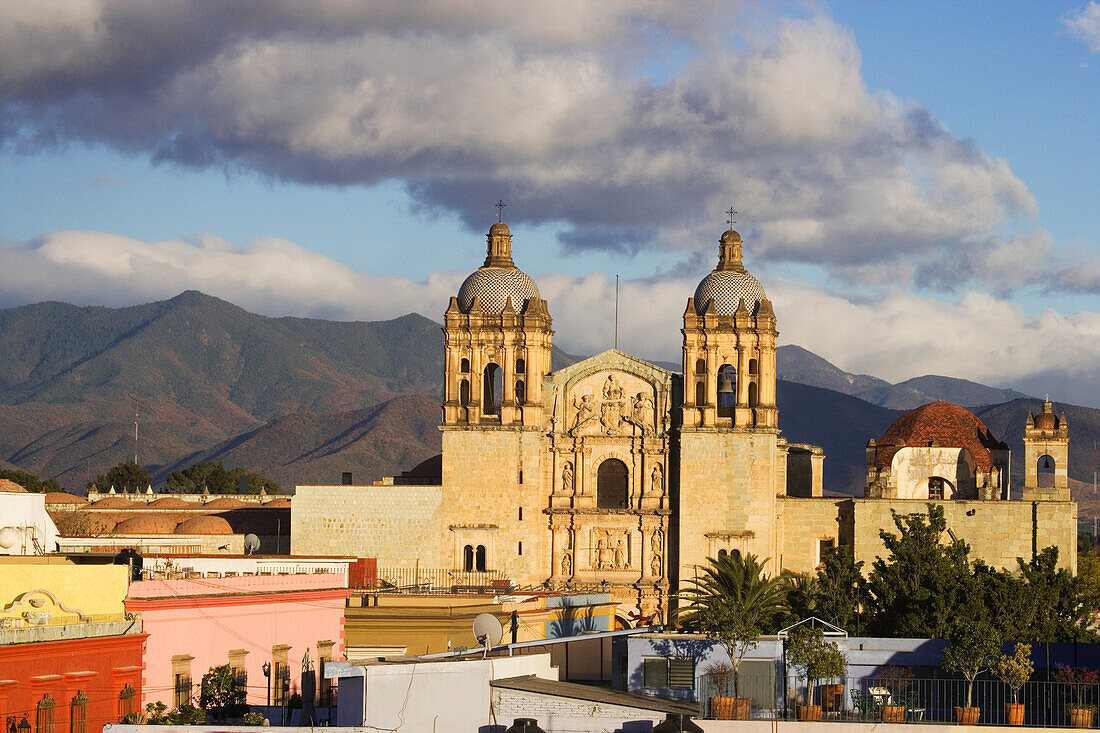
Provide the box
[679,552,788,697]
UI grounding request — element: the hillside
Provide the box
[776,345,1030,410]
[0,291,1094,497]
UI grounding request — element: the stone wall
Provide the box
[440,428,549,583]
[491,688,667,733]
[290,484,442,565]
[776,498,852,574]
[850,498,1077,573]
[677,430,780,580]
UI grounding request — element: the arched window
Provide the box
[36,694,55,733]
[747,381,758,408]
[1037,455,1056,488]
[117,685,136,721]
[597,459,629,509]
[459,379,470,406]
[695,358,707,375]
[695,381,706,406]
[71,692,88,733]
[516,357,526,374]
[463,544,474,572]
[475,545,487,572]
[483,363,502,416]
[749,358,759,375]
[928,476,956,500]
[717,364,737,418]
[460,358,470,373]
[515,380,526,403]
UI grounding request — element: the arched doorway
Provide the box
[597,459,629,509]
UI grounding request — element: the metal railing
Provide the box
[365,568,511,594]
[696,673,1100,727]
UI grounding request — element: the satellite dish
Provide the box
[472,613,503,657]
[0,527,19,549]
[244,534,261,554]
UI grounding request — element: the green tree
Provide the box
[941,619,1001,708]
[165,460,280,495]
[679,552,788,697]
[199,664,245,721]
[87,461,150,494]
[1016,546,1093,641]
[865,505,974,638]
[786,624,847,706]
[812,546,868,636]
[0,468,60,493]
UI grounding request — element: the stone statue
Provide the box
[651,530,663,553]
[650,552,662,577]
[633,392,653,424]
[560,552,572,576]
[602,375,623,400]
[562,462,574,493]
[613,537,626,569]
[650,464,663,494]
[572,394,596,431]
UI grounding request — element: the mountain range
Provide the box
[0,291,1095,502]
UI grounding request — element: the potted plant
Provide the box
[680,553,786,720]
[875,665,915,723]
[1054,666,1099,728]
[994,643,1034,726]
[940,622,999,725]
[701,661,748,720]
[787,624,847,722]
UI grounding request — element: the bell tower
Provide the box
[1022,398,1070,501]
[442,222,552,428]
[681,229,778,430]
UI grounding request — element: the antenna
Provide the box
[614,275,619,350]
[244,534,261,555]
[472,613,503,658]
[133,402,139,465]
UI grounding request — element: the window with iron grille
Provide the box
[174,673,192,708]
[70,691,87,733]
[35,694,54,733]
[117,685,136,720]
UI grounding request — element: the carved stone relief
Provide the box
[591,528,630,570]
[567,371,658,437]
[561,462,574,494]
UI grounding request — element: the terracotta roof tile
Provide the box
[873,400,1006,472]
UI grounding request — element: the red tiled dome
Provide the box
[262,498,291,508]
[202,498,248,509]
[45,492,87,504]
[874,401,1005,472]
[174,515,235,535]
[1034,411,1059,430]
[114,513,185,535]
[148,497,192,508]
[0,479,27,493]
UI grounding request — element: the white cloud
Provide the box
[1066,2,1100,52]
[3,230,1100,404]
[0,2,1048,292]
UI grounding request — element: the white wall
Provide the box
[0,493,58,554]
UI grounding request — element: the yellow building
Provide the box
[293,222,1077,624]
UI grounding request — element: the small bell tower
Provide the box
[1022,398,1070,501]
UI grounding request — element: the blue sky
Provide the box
[2,1,1100,405]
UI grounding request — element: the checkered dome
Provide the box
[457,266,540,313]
[694,269,766,316]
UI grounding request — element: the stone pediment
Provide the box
[549,350,675,438]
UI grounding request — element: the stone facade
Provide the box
[292,223,1079,623]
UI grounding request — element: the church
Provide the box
[293,221,1077,626]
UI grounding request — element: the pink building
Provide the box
[126,573,349,709]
